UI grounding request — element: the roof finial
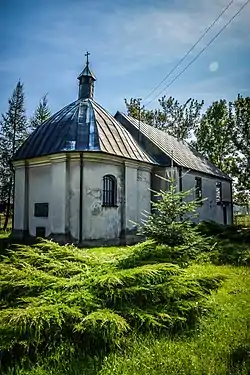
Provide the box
[85,51,90,66]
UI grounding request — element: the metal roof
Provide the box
[77,65,96,81]
[115,112,231,180]
[13,99,156,165]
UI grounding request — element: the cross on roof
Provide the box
[85,51,90,65]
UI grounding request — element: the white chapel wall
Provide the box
[28,164,52,236]
[82,160,122,240]
[182,170,232,224]
[69,159,80,240]
[125,164,138,230]
[136,168,151,224]
[125,164,151,231]
[14,166,26,230]
[50,160,67,234]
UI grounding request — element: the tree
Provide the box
[30,94,51,131]
[193,100,235,174]
[124,96,204,141]
[137,175,204,246]
[234,190,250,214]
[124,98,155,126]
[0,81,28,230]
[231,95,250,191]
[157,96,204,140]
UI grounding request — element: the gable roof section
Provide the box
[115,112,231,180]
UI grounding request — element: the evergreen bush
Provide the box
[137,176,208,247]
[0,239,224,373]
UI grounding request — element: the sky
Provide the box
[0,0,250,118]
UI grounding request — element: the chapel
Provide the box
[12,55,233,245]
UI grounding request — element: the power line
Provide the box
[144,0,249,107]
[143,0,234,103]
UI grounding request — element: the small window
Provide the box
[102,175,117,207]
[195,177,202,202]
[36,227,46,238]
[216,182,222,204]
[34,203,49,217]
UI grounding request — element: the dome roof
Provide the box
[13,98,155,164]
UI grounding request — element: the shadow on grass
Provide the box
[0,231,39,256]
[228,342,250,374]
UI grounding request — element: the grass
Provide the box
[0,222,250,375]
[100,265,250,375]
[2,264,249,375]
[235,214,250,227]
[0,213,12,230]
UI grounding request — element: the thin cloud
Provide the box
[0,0,249,116]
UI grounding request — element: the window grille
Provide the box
[195,177,202,203]
[102,175,117,207]
[216,182,222,204]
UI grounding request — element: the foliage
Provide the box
[197,221,250,266]
[124,96,204,141]
[137,176,206,247]
[0,81,28,230]
[193,99,235,174]
[230,95,250,208]
[118,240,209,269]
[99,266,250,375]
[197,220,250,243]
[157,96,204,140]
[234,191,250,213]
[30,94,51,131]
[235,214,250,228]
[125,95,250,206]
[0,239,224,374]
[212,241,250,266]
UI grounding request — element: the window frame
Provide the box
[216,181,222,205]
[102,175,117,207]
[195,177,203,204]
[34,203,49,218]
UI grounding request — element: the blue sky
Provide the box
[0,0,249,118]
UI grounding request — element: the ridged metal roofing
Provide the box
[13,99,156,165]
[77,65,96,81]
[115,112,231,180]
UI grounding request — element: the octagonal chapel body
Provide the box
[12,57,233,245]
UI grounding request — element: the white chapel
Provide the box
[12,55,233,245]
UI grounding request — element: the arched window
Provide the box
[102,175,117,207]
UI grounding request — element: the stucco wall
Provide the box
[13,155,153,243]
[50,160,67,234]
[14,153,232,243]
[14,167,26,230]
[181,170,232,224]
[137,168,151,223]
[125,165,138,230]
[69,160,80,240]
[28,164,51,236]
[82,160,122,240]
[125,165,151,231]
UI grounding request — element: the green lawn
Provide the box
[99,265,250,375]
[3,263,248,375]
[235,214,250,227]
[0,231,249,375]
[0,213,12,230]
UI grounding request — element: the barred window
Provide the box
[102,175,117,207]
[195,177,202,203]
[216,182,222,204]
